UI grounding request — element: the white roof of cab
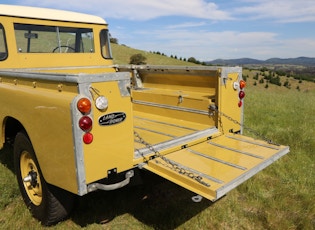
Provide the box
[0,4,106,24]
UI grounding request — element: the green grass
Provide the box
[0,45,314,229]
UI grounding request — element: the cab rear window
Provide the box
[14,23,94,53]
[0,24,8,60]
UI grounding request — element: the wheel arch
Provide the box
[3,116,27,145]
[3,117,43,179]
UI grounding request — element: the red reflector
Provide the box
[240,80,246,89]
[83,132,93,144]
[239,91,245,99]
[79,116,92,131]
[238,101,243,107]
[77,98,91,114]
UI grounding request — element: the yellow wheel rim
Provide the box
[20,150,42,206]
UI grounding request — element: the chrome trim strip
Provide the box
[118,64,241,73]
[134,127,219,158]
[225,135,281,150]
[0,65,117,72]
[134,116,198,131]
[208,141,264,159]
[0,70,130,84]
[70,95,88,196]
[132,100,209,115]
[118,79,131,97]
[188,148,247,170]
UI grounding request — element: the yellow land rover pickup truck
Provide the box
[0,5,289,225]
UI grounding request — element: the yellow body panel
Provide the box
[0,78,79,193]
[83,81,134,184]
[218,70,243,134]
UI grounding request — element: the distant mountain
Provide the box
[264,57,315,66]
[207,57,315,66]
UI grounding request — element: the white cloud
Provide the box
[166,22,208,29]
[13,0,315,59]
[235,0,315,22]
[128,29,315,60]
[18,0,232,21]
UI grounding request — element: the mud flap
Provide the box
[142,134,289,201]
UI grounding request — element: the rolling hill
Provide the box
[207,57,315,66]
[111,43,197,66]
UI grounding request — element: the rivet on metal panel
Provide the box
[178,95,183,104]
[181,144,188,149]
[58,84,63,92]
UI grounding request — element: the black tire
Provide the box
[14,132,74,226]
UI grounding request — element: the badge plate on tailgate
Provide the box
[99,112,126,126]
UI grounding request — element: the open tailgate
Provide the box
[142,134,289,201]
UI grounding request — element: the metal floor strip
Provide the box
[134,127,219,158]
[157,156,224,184]
[225,135,280,150]
[188,148,247,170]
[208,141,264,159]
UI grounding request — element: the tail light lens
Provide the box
[77,97,94,144]
[239,91,245,99]
[77,98,91,114]
[79,116,92,131]
[239,80,246,89]
[238,79,246,107]
[238,101,243,107]
[83,132,93,144]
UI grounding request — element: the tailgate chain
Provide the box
[134,131,210,187]
[209,105,280,146]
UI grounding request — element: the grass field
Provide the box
[0,46,314,229]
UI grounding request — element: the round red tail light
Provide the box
[239,91,245,99]
[79,116,92,131]
[83,132,93,144]
[77,98,91,114]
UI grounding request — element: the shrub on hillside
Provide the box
[129,53,147,65]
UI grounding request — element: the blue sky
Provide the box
[2,0,315,61]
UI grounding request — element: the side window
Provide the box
[100,29,112,59]
[0,24,8,60]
